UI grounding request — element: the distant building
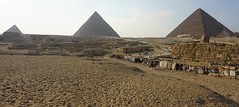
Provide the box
[234,32,239,37]
[176,34,191,38]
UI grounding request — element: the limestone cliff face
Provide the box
[73,11,120,37]
[167,8,233,38]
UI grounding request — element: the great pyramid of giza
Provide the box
[166,8,233,38]
[73,11,120,37]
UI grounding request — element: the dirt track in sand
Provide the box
[0,55,238,107]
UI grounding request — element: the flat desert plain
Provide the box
[0,55,238,107]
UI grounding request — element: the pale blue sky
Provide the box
[0,0,238,37]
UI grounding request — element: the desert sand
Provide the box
[0,55,238,107]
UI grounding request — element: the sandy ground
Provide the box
[0,55,238,107]
[109,58,239,105]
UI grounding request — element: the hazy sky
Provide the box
[0,0,238,37]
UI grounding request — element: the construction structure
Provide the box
[167,8,233,38]
[73,11,120,37]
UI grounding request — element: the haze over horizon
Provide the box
[0,0,238,37]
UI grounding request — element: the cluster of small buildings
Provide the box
[110,54,239,78]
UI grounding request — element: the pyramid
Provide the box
[1,25,24,42]
[5,25,23,35]
[73,11,120,37]
[166,8,233,38]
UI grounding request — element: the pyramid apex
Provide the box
[197,8,203,11]
[195,8,205,13]
[93,11,99,15]
[11,25,18,28]
[91,11,101,18]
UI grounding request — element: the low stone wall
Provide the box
[172,43,239,65]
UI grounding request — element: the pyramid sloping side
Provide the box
[166,9,233,38]
[74,12,120,37]
[201,10,233,38]
[166,9,205,38]
[5,25,23,35]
